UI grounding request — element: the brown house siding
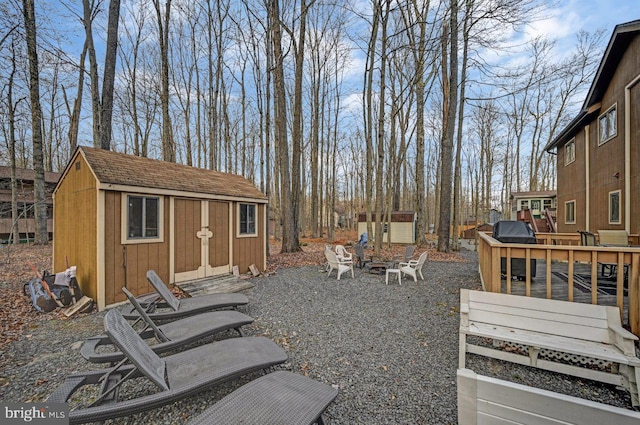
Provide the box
[556,33,640,235]
[53,155,98,300]
[557,131,587,232]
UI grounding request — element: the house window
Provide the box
[519,200,529,210]
[122,194,163,243]
[609,190,621,224]
[598,105,617,145]
[564,200,576,224]
[543,199,552,211]
[564,139,575,165]
[239,203,257,236]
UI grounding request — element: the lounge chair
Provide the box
[400,251,428,282]
[324,249,354,280]
[186,371,338,425]
[81,288,254,364]
[48,309,287,424]
[122,270,248,321]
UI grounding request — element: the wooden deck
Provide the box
[500,259,629,323]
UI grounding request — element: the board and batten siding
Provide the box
[232,203,265,272]
[103,191,170,305]
[53,155,98,301]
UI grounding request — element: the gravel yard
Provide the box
[0,248,635,424]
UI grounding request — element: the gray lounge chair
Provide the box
[122,270,248,321]
[186,371,338,425]
[81,288,254,364]
[48,309,287,424]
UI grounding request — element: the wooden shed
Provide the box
[357,211,416,244]
[53,146,267,310]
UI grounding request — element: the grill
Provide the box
[492,220,537,279]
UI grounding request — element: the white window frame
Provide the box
[519,200,529,210]
[609,190,621,225]
[598,104,617,146]
[121,193,164,244]
[564,200,576,225]
[564,138,575,165]
[237,203,258,237]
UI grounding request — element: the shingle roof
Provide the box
[76,146,266,201]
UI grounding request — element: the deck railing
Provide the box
[477,231,640,337]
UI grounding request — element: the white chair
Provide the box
[325,249,354,280]
[400,251,427,282]
[335,245,353,262]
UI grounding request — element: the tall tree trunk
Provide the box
[154,0,175,162]
[99,0,121,150]
[82,0,101,146]
[270,0,298,253]
[7,42,20,244]
[22,0,48,244]
[437,0,458,253]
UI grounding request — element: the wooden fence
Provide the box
[477,231,640,337]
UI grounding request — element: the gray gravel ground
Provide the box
[0,250,634,424]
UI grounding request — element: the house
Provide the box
[545,20,640,235]
[53,146,267,310]
[510,191,557,220]
[357,211,416,244]
[0,166,60,242]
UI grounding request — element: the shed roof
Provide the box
[357,211,415,222]
[63,146,266,201]
[545,19,640,152]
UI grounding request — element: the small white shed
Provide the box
[357,211,416,244]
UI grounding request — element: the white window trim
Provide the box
[564,138,575,165]
[609,190,621,225]
[121,193,164,245]
[564,200,576,225]
[597,103,617,146]
[237,203,258,238]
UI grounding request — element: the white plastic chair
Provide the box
[335,245,353,263]
[325,249,354,280]
[400,251,428,282]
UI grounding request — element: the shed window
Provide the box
[609,190,621,224]
[564,139,575,165]
[128,195,160,239]
[564,200,576,225]
[598,105,617,145]
[239,203,257,236]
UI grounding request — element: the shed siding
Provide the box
[103,191,170,304]
[232,203,265,273]
[173,198,202,274]
[53,155,98,300]
[356,222,415,244]
[209,200,230,268]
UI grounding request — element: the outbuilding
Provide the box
[53,146,267,310]
[357,211,416,244]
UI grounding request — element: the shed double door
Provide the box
[173,199,230,282]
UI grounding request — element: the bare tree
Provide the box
[21,0,47,244]
[99,0,121,150]
[152,0,175,161]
